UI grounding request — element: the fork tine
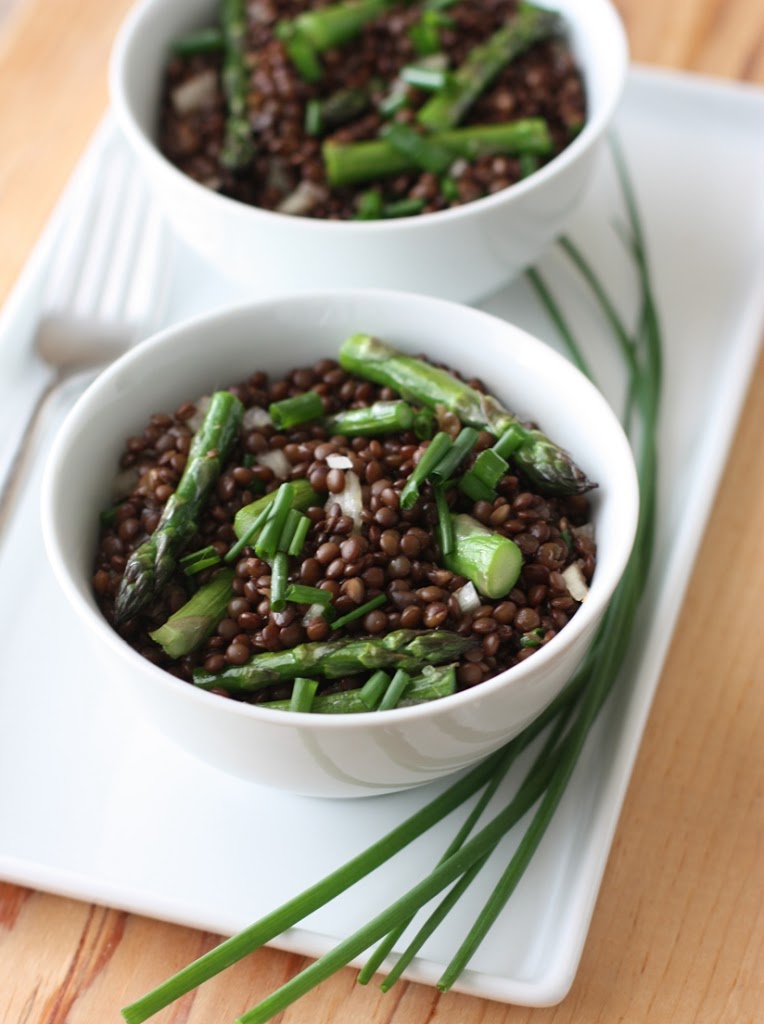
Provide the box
[98,174,151,324]
[72,151,133,317]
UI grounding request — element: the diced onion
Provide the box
[256,449,291,480]
[111,467,140,501]
[453,581,481,615]
[327,469,363,530]
[185,395,211,432]
[243,406,272,430]
[562,562,590,602]
[326,453,353,469]
[302,603,326,625]
[276,180,328,216]
[171,70,218,115]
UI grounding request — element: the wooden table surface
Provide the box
[1,2,762,1022]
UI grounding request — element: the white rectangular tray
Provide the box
[1,66,763,1007]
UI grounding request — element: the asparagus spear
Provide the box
[323,399,416,436]
[443,514,522,599]
[149,569,235,658]
[417,3,563,132]
[114,390,245,622]
[261,663,457,713]
[338,333,593,494]
[220,0,255,170]
[192,629,475,693]
[323,118,551,187]
[277,0,396,54]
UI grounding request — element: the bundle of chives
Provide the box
[122,138,661,1024]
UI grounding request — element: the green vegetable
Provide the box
[443,513,522,599]
[277,0,395,53]
[323,399,415,436]
[149,569,235,658]
[323,118,551,187]
[417,3,563,131]
[192,628,475,693]
[172,26,224,57]
[268,391,324,429]
[262,664,456,714]
[338,333,593,494]
[289,677,319,712]
[220,0,256,169]
[233,480,317,548]
[399,430,452,509]
[114,390,244,622]
[329,593,387,630]
[121,140,660,1024]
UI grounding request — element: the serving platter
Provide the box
[1,66,763,1007]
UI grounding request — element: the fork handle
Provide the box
[0,373,60,538]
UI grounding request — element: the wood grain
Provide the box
[1,2,762,1022]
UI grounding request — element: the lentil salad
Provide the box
[159,0,587,220]
[92,334,597,712]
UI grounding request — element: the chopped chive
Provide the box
[285,584,332,607]
[277,508,303,553]
[471,448,508,489]
[276,25,323,82]
[520,628,545,649]
[434,485,454,556]
[399,431,453,509]
[181,546,223,575]
[330,593,386,630]
[439,174,460,202]
[519,152,540,178]
[429,425,480,483]
[492,423,525,458]
[289,677,319,712]
[225,502,271,563]
[304,98,323,136]
[270,551,289,612]
[383,197,426,218]
[413,408,436,439]
[269,391,324,429]
[354,187,385,220]
[172,25,225,56]
[458,468,496,502]
[255,482,294,560]
[378,83,410,117]
[286,512,311,556]
[359,670,391,709]
[378,669,411,711]
[99,503,121,527]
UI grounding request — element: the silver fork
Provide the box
[0,137,166,532]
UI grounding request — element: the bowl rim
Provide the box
[41,287,639,734]
[107,0,630,233]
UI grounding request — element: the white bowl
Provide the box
[42,289,638,798]
[108,0,628,303]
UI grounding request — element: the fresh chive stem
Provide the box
[225,502,271,563]
[399,431,452,509]
[269,551,289,612]
[359,670,391,709]
[433,485,454,556]
[120,748,510,1024]
[289,677,319,712]
[255,482,294,559]
[429,425,479,483]
[285,584,332,607]
[330,592,387,629]
[377,669,411,711]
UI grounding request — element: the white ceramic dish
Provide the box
[1,67,763,1006]
[40,289,637,798]
[108,0,628,303]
